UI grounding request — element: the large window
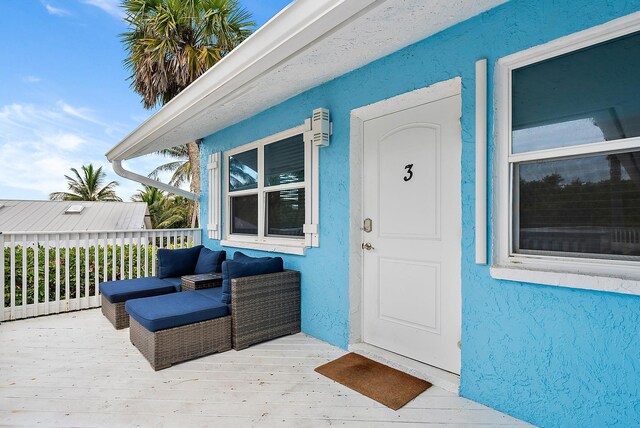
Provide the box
[494,20,640,292]
[510,30,640,261]
[224,127,315,253]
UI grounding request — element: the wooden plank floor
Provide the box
[0,309,530,427]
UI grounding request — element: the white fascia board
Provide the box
[105,0,378,161]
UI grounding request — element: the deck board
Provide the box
[0,309,530,427]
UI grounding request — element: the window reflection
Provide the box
[267,189,305,237]
[229,149,258,191]
[264,135,305,187]
[512,31,640,153]
[517,151,640,257]
[231,195,258,235]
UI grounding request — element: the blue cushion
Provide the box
[125,291,229,332]
[221,258,284,305]
[233,251,272,262]
[157,245,203,279]
[162,277,182,292]
[194,248,226,274]
[194,286,224,301]
[100,277,176,304]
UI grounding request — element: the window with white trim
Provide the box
[222,123,321,255]
[494,20,640,290]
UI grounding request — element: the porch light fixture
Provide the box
[312,108,331,147]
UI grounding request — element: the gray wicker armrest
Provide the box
[231,270,301,350]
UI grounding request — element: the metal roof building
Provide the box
[0,200,151,232]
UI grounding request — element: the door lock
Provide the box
[362,242,375,251]
[362,218,372,233]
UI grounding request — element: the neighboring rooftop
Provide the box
[0,200,151,233]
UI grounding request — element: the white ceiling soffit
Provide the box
[106,0,506,161]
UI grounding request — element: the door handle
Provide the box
[362,242,375,251]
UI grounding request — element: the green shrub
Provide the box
[4,244,158,307]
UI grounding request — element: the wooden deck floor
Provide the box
[0,309,530,427]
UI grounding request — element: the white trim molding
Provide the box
[349,77,462,344]
[492,11,640,295]
[207,152,222,240]
[475,59,488,265]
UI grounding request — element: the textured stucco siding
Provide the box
[200,1,640,426]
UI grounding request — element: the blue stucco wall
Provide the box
[200,1,640,426]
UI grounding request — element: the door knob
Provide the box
[362,242,375,251]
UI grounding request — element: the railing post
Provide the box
[22,234,27,316]
[10,234,15,320]
[0,232,4,322]
[34,234,39,315]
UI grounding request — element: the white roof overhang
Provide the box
[106,0,505,161]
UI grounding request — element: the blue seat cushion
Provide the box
[157,245,203,279]
[233,251,272,262]
[125,291,229,332]
[221,258,284,305]
[161,277,182,292]
[194,286,224,301]
[100,277,176,304]
[194,248,226,274]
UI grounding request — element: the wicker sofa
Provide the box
[125,255,300,370]
[100,246,225,329]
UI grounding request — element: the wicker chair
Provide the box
[231,270,301,350]
[128,269,301,370]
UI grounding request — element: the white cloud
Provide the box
[22,75,41,83]
[57,101,101,125]
[81,0,124,19]
[0,100,179,201]
[0,101,120,199]
[39,131,88,151]
[45,3,71,16]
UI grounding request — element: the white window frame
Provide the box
[221,123,320,255]
[492,12,640,296]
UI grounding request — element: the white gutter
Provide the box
[111,160,198,200]
[105,0,379,162]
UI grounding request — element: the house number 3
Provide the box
[404,164,414,182]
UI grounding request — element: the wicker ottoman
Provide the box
[100,277,178,329]
[130,316,231,370]
[101,298,129,329]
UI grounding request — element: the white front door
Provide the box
[362,92,462,374]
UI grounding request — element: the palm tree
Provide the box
[148,145,190,188]
[50,165,122,202]
[132,185,191,229]
[121,0,254,227]
[155,196,191,229]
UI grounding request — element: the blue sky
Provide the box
[0,0,291,201]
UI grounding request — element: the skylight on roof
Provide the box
[65,204,85,214]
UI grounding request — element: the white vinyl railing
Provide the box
[1,228,201,321]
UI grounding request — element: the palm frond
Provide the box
[49,164,122,201]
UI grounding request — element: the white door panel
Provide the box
[362,94,462,374]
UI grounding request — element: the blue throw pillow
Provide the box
[194,248,226,274]
[221,257,284,305]
[233,251,272,262]
[157,245,203,279]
